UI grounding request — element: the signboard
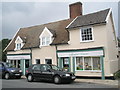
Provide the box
[7,55,31,60]
[58,50,104,57]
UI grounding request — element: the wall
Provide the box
[32,46,57,65]
[57,19,118,76]
[106,14,119,74]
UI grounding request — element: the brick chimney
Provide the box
[69,2,82,19]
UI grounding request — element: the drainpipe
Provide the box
[30,48,32,65]
[55,45,58,66]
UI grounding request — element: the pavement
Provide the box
[21,76,120,88]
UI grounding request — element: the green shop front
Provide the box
[7,53,32,75]
[57,47,105,79]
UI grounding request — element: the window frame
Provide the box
[80,27,94,42]
[40,36,51,46]
[75,56,101,72]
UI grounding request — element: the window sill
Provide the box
[75,70,101,73]
[80,40,94,43]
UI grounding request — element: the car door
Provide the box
[40,65,53,80]
[32,65,41,79]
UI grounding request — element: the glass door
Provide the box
[62,57,70,72]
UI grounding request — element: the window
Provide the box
[45,59,52,64]
[36,59,40,64]
[80,28,93,42]
[41,36,51,46]
[16,43,21,50]
[32,65,41,70]
[76,57,101,71]
[41,65,50,71]
[42,37,45,45]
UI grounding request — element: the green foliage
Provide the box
[114,70,120,79]
[0,39,11,62]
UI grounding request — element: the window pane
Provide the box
[84,57,92,70]
[76,57,83,70]
[46,37,50,45]
[93,57,101,70]
[45,59,52,64]
[42,37,45,45]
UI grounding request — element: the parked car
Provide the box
[0,62,22,79]
[26,64,76,84]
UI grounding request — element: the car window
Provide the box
[41,65,51,72]
[32,65,40,70]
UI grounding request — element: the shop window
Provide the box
[76,57,101,71]
[76,57,83,70]
[84,57,92,70]
[36,59,40,64]
[45,59,52,64]
[93,57,101,70]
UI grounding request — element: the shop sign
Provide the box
[58,50,103,57]
[7,55,31,60]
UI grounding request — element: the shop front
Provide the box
[57,47,105,79]
[6,53,32,75]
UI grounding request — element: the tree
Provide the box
[0,39,11,62]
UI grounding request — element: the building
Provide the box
[5,2,119,79]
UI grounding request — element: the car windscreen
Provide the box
[4,63,15,68]
[51,65,61,70]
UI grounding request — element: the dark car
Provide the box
[26,64,76,84]
[0,62,22,79]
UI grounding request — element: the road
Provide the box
[1,78,118,88]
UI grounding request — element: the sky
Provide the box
[1,0,119,39]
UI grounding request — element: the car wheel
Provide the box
[5,73,10,80]
[54,76,61,84]
[27,74,33,82]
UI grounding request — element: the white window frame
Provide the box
[75,56,101,72]
[39,27,53,47]
[14,36,24,51]
[80,27,94,42]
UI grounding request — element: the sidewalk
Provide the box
[21,76,119,88]
[75,78,119,88]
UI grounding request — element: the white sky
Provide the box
[1,0,119,39]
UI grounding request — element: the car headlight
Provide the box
[65,74,70,76]
[11,70,15,72]
[19,70,22,72]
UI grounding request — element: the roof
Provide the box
[66,8,110,29]
[5,8,110,51]
[6,19,73,51]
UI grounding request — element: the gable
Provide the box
[40,27,53,38]
[15,36,23,43]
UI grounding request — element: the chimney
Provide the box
[69,2,82,19]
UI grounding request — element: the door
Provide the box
[40,64,52,80]
[62,57,70,72]
[32,65,41,79]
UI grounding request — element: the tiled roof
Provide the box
[6,19,73,51]
[66,8,110,29]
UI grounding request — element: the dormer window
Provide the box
[16,43,21,50]
[14,36,24,50]
[41,36,51,46]
[39,27,54,47]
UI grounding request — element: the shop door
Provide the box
[62,57,70,72]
